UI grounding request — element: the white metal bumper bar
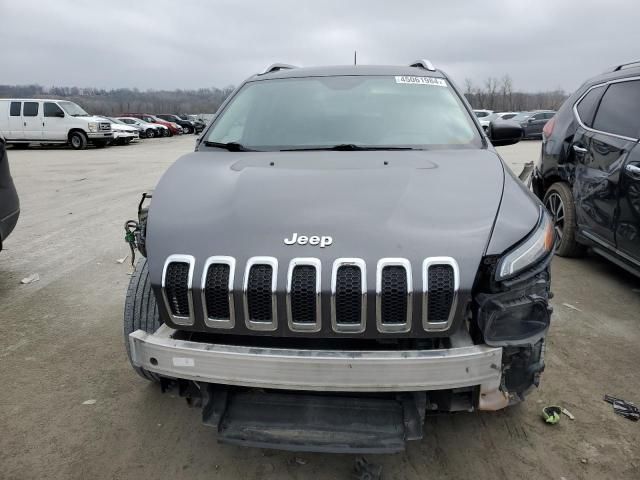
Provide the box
[129,325,503,393]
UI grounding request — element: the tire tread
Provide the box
[124,259,161,381]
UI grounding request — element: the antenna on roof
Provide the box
[354,51,357,65]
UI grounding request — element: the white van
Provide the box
[0,99,112,149]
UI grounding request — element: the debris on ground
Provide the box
[353,457,382,480]
[604,394,639,421]
[581,458,588,464]
[542,406,562,424]
[20,273,40,284]
[116,255,128,264]
[561,407,575,420]
[562,303,582,312]
[82,399,97,405]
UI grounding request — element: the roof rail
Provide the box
[409,59,436,72]
[261,63,298,75]
[612,60,640,72]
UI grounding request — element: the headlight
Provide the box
[496,208,554,280]
[88,122,98,132]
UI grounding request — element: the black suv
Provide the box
[533,60,640,277]
[123,61,554,453]
[0,136,20,251]
[155,114,195,134]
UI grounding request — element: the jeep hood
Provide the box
[146,149,509,292]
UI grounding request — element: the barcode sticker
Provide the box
[394,76,447,87]
[172,357,195,367]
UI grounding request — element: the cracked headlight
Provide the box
[496,208,554,280]
[88,122,98,133]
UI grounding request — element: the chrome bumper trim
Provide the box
[129,325,503,392]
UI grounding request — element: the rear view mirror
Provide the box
[488,121,523,147]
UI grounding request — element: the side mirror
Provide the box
[527,118,535,123]
[488,120,523,147]
[56,111,65,118]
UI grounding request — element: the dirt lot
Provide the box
[1,136,639,480]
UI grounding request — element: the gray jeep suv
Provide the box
[123,61,554,453]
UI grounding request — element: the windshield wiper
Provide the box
[281,144,415,151]
[203,141,255,152]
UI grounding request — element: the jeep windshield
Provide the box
[59,101,89,117]
[204,76,481,151]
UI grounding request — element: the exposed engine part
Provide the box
[124,192,153,265]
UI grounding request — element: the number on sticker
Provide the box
[394,76,447,87]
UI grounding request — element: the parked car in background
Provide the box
[156,114,195,134]
[519,110,556,139]
[178,114,206,133]
[0,135,19,251]
[0,99,112,149]
[473,109,493,119]
[477,112,519,131]
[121,113,181,136]
[101,117,139,145]
[116,117,162,138]
[533,60,640,277]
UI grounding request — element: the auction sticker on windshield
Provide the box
[394,76,447,87]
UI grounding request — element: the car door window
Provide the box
[10,102,21,116]
[544,112,555,119]
[44,102,64,117]
[592,80,640,139]
[23,102,39,116]
[576,85,605,127]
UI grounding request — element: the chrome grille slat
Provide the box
[201,256,235,329]
[331,258,367,333]
[161,254,195,326]
[286,258,321,332]
[376,258,412,333]
[422,257,459,332]
[243,257,278,331]
[161,255,460,334]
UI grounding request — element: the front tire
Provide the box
[69,131,88,150]
[146,129,155,138]
[544,182,586,257]
[124,259,162,382]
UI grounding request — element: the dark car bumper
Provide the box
[0,208,20,249]
[0,141,20,249]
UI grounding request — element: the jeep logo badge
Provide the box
[284,233,333,248]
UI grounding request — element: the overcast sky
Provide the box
[1,0,638,93]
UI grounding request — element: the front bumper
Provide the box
[87,132,113,139]
[0,208,20,248]
[129,325,503,395]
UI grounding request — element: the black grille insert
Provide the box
[247,264,273,322]
[335,265,362,324]
[165,262,190,317]
[204,264,231,319]
[380,266,408,324]
[427,265,455,322]
[290,265,317,324]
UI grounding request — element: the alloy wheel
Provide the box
[545,192,565,241]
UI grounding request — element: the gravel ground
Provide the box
[1,136,639,480]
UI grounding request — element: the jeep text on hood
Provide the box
[124,61,554,454]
